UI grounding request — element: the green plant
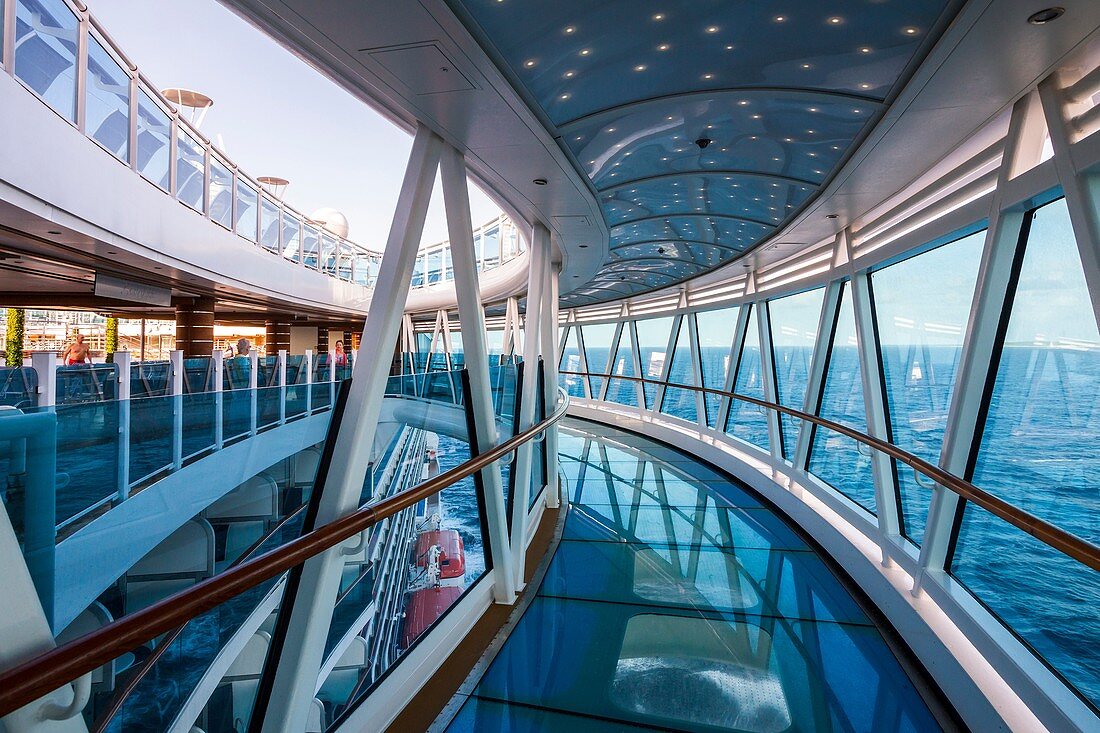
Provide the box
[5,308,24,367]
[105,316,119,363]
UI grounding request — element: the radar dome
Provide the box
[310,208,349,239]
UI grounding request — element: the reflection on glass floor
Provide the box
[446,419,945,732]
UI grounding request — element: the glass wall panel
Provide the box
[871,230,984,544]
[235,179,258,241]
[135,90,170,190]
[14,0,78,121]
[281,212,301,262]
[605,324,639,407]
[412,254,425,286]
[482,226,500,269]
[259,197,280,252]
[695,307,738,428]
[320,234,338,274]
[635,317,674,409]
[660,319,698,423]
[85,35,129,162]
[581,323,615,398]
[953,198,1100,707]
[725,305,769,450]
[302,225,320,269]
[426,250,442,284]
[808,284,874,511]
[209,158,233,229]
[175,128,206,212]
[769,288,824,459]
[558,326,585,399]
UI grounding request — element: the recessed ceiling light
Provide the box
[579,48,591,56]
[1027,7,1064,24]
[826,214,838,219]
[652,12,665,21]
[533,178,548,185]
[705,25,719,33]
[657,43,670,51]
[774,15,787,23]
[47,230,62,235]
[107,251,118,255]
[578,244,588,248]
[903,26,919,35]
[564,70,575,78]
[524,59,536,68]
[725,44,735,50]
[634,64,647,72]
[702,73,714,80]
[563,25,576,34]
[827,16,843,24]
[859,46,872,54]
[559,93,571,100]
[738,99,749,106]
[858,82,872,89]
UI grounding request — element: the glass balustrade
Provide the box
[2,1,524,291]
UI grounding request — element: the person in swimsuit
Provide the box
[62,333,91,365]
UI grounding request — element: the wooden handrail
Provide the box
[0,390,569,717]
[561,370,1100,573]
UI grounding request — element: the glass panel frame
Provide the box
[84,31,130,163]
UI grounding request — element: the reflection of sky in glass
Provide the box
[696,307,738,427]
[809,284,874,511]
[954,198,1099,709]
[872,231,984,545]
[726,306,769,450]
[606,326,639,407]
[583,323,616,398]
[636,317,674,409]
[769,289,824,458]
[662,320,698,423]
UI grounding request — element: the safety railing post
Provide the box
[168,351,184,470]
[304,349,313,414]
[212,351,224,449]
[114,351,131,502]
[30,353,57,409]
[249,351,259,436]
[277,350,287,425]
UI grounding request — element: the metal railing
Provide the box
[0,386,568,717]
[559,370,1100,573]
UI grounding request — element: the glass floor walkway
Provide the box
[445,419,952,732]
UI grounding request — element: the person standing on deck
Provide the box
[61,333,91,365]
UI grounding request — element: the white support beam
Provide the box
[114,351,131,501]
[260,125,443,733]
[170,350,184,469]
[212,350,224,449]
[793,280,843,470]
[918,93,1044,587]
[440,143,516,603]
[716,305,752,431]
[850,272,902,558]
[509,221,550,591]
[1039,76,1100,327]
[755,303,784,460]
[541,261,561,508]
[628,320,645,409]
[599,321,624,402]
[653,314,681,412]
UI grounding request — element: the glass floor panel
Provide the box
[446,420,944,733]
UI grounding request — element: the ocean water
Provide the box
[568,340,1099,709]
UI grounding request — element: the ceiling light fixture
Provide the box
[1027,7,1064,24]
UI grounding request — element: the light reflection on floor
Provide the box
[445,419,944,732]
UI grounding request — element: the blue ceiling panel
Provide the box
[567,91,878,189]
[601,173,814,229]
[451,0,958,306]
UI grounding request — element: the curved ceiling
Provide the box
[449,0,962,306]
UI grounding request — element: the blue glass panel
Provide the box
[135,90,170,190]
[695,307,737,427]
[605,324,638,407]
[235,179,258,241]
[634,317,674,409]
[954,198,1100,707]
[558,326,585,399]
[769,288,824,459]
[175,128,205,212]
[209,158,233,229]
[86,35,129,162]
[14,0,78,121]
[809,284,875,511]
[301,225,321,269]
[611,215,771,250]
[281,212,301,261]
[259,197,280,252]
[725,305,769,450]
[581,323,615,397]
[872,230,984,544]
[659,319,697,423]
[461,2,945,124]
[603,173,813,229]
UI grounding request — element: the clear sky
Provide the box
[88,0,502,248]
